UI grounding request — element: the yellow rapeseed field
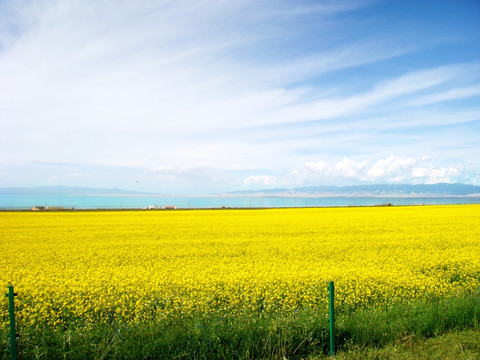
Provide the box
[1,205,479,330]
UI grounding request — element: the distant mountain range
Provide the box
[1,183,480,197]
[229,183,480,197]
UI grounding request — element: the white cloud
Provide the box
[411,166,460,184]
[151,165,181,173]
[241,156,470,190]
[365,156,419,182]
[304,162,328,172]
[148,165,212,182]
[67,173,93,179]
[359,156,462,184]
[245,63,480,129]
[242,175,278,189]
[1,1,479,192]
[409,85,480,106]
[335,158,368,179]
[282,162,330,187]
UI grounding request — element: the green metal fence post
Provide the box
[328,281,335,356]
[5,285,17,360]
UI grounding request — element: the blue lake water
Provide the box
[1,194,479,210]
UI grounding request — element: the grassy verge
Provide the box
[324,329,480,360]
[1,293,479,359]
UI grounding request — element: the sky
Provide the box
[1,0,479,194]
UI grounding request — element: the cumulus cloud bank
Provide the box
[242,156,475,190]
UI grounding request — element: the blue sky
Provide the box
[1,0,479,194]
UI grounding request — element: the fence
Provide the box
[3,283,338,359]
[4,286,17,360]
[5,282,479,359]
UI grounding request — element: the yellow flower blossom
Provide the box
[1,205,479,328]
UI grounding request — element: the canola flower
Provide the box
[1,205,479,330]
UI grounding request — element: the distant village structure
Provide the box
[142,205,158,210]
[31,206,68,211]
[29,205,179,211]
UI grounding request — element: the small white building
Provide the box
[143,205,158,210]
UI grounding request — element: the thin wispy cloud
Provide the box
[1,0,479,193]
[409,85,480,106]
